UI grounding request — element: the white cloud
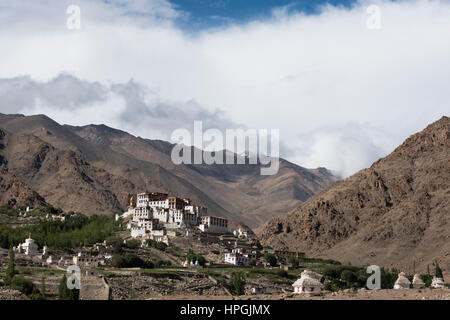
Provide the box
[0,75,239,140]
[0,0,449,177]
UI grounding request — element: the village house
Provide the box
[224,248,250,266]
[73,252,99,268]
[92,241,113,256]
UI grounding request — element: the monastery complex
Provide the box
[121,192,229,244]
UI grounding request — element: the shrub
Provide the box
[146,239,168,251]
[248,259,256,267]
[124,239,141,249]
[167,246,179,255]
[322,265,342,279]
[145,260,155,269]
[186,251,206,266]
[154,260,172,268]
[420,274,433,287]
[324,279,341,292]
[29,293,46,300]
[111,253,152,268]
[10,276,35,296]
[276,269,289,278]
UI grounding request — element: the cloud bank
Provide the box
[0,0,449,177]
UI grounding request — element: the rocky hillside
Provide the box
[0,113,336,228]
[259,116,450,272]
[0,128,149,214]
[0,129,47,208]
[0,167,47,208]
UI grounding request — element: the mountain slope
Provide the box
[67,123,336,227]
[0,113,336,228]
[259,116,450,272]
[0,113,234,220]
[0,129,47,207]
[0,128,146,214]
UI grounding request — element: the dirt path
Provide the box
[80,275,110,300]
[148,288,450,300]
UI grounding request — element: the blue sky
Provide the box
[171,0,356,29]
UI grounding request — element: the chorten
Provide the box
[412,274,425,289]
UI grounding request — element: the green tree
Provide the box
[10,276,34,296]
[434,260,443,278]
[186,250,206,267]
[58,275,79,300]
[380,268,398,289]
[123,253,146,268]
[341,270,357,287]
[5,246,15,284]
[124,239,141,249]
[264,253,277,267]
[276,269,289,278]
[420,274,433,287]
[111,254,126,268]
[288,257,299,268]
[230,272,246,296]
[113,240,124,255]
[41,277,46,299]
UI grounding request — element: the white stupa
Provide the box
[17,234,39,256]
[394,272,411,289]
[431,276,445,289]
[412,274,425,289]
[292,270,324,295]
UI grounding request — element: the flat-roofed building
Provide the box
[199,216,228,233]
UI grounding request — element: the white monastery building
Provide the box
[123,192,229,241]
[224,248,250,266]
